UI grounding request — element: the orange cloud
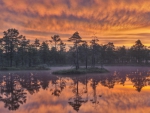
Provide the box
[0,0,150,46]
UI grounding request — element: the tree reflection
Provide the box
[0,72,55,110]
[90,78,100,106]
[68,77,86,112]
[51,78,61,96]
[0,69,149,112]
[59,77,66,91]
[19,73,40,95]
[83,76,88,103]
[50,76,66,96]
[127,70,149,92]
[114,71,126,86]
[100,74,116,89]
[38,73,50,90]
[99,71,126,89]
[0,73,26,110]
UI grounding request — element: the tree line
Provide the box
[0,28,149,68]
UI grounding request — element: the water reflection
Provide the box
[50,77,66,96]
[68,77,88,112]
[127,70,149,92]
[0,71,54,111]
[0,73,26,110]
[0,69,150,112]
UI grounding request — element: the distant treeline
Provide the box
[0,28,149,68]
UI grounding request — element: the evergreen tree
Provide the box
[68,32,83,70]
[130,40,146,64]
[51,35,61,50]
[90,37,100,67]
[40,41,49,64]
[2,29,20,67]
[18,35,30,66]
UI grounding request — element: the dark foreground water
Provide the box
[0,66,150,113]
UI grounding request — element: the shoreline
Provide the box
[0,65,150,72]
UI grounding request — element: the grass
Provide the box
[0,66,50,71]
[52,67,109,75]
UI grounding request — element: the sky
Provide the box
[0,0,150,47]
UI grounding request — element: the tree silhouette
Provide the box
[33,38,40,65]
[90,37,100,67]
[68,32,83,70]
[127,70,148,92]
[105,42,115,64]
[51,35,61,50]
[130,40,146,64]
[0,73,26,110]
[50,77,66,96]
[59,40,66,52]
[58,40,66,64]
[19,73,40,95]
[90,78,101,107]
[1,29,20,67]
[0,39,4,67]
[27,44,35,67]
[116,46,126,64]
[0,28,150,68]
[40,41,49,64]
[100,44,107,68]
[78,41,89,69]
[18,35,30,66]
[68,77,85,112]
[100,74,116,89]
[51,79,61,97]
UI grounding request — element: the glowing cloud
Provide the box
[0,0,150,46]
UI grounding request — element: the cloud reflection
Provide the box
[0,67,150,112]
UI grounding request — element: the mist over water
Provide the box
[0,66,150,113]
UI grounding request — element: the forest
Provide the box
[0,28,149,69]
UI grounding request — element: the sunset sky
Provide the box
[0,0,150,47]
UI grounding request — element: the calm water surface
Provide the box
[0,66,150,113]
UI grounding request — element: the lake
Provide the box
[0,66,150,113]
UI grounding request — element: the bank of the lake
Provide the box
[52,67,109,75]
[0,66,50,71]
